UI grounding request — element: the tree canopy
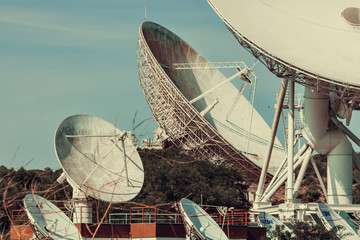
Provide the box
[0,148,250,235]
[271,221,347,240]
[135,148,249,209]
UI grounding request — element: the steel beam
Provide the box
[255,78,288,202]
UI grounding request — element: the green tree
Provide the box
[271,221,347,240]
[135,148,249,209]
[0,148,250,235]
[0,165,71,235]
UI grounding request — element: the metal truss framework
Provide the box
[207,0,360,103]
[182,221,206,240]
[161,61,249,70]
[137,28,269,179]
[30,224,51,239]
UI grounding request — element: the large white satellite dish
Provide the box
[54,114,144,203]
[23,194,82,240]
[137,21,285,176]
[208,0,360,206]
[208,0,360,98]
[178,198,229,240]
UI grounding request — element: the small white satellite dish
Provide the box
[54,114,144,203]
[178,198,229,240]
[338,211,358,234]
[23,194,82,240]
[317,203,358,239]
[258,212,292,238]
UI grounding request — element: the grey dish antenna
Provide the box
[23,194,82,240]
[137,21,285,177]
[178,198,229,240]
[54,114,144,203]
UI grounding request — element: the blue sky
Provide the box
[1,0,358,170]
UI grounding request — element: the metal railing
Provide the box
[12,205,264,227]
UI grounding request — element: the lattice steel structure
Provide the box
[137,22,269,178]
[30,224,51,240]
[161,61,249,70]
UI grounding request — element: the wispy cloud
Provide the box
[0,7,130,40]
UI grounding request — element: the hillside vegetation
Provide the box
[1,148,359,236]
[295,153,360,204]
[0,148,249,234]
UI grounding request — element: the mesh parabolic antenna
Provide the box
[23,194,82,240]
[137,21,285,176]
[54,114,144,202]
[178,198,229,240]
[207,0,360,99]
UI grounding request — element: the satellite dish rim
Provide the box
[207,0,360,95]
[178,198,229,240]
[138,21,285,177]
[317,203,358,235]
[138,21,260,174]
[54,114,144,203]
[53,114,91,197]
[23,194,82,240]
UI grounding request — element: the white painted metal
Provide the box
[54,114,144,203]
[310,157,328,202]
[207,0,360,95]
[178,198,229,240]
[266,155,287,193]
[327,132,353,204]
[258,212,293,238]
[265,136,300,198]
[71,189,92,224]
[57,172,92,224]
[200,99,219,117]
[303,89,329,147]
[207,0,360,209]
[332,116,360,148]
[303,88,353,204]
[137,22,285,178]
[339,211,359,234]
[261,145,310,202]
[293,148,313,199]
[245,72,258,159]
[352,149,360,172]
[226,82,248,121]
[317,203,359,239]
[23,194,82,240]
[286,81,295,203]
[255,79,288,202]
[189,70,244,104]
[163,61,249,70]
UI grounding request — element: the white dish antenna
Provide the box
[207,0,360,99]
[137,21,285,176]
[258,212,292,238]
[339,211,358,234]
[317,203,358,239]
[178,198,229,240]
[54,114,144,203]
[23,194,82,240]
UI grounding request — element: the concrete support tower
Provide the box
[303,87,352,204]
